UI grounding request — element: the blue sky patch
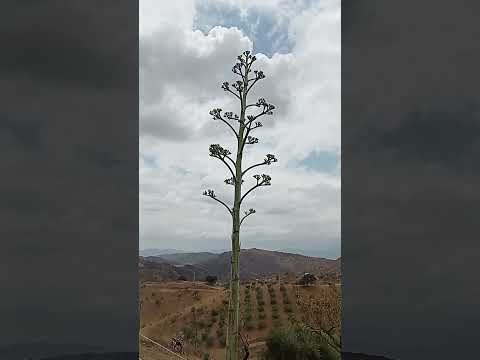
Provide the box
[194,2,293,56]
[299,150,340,174]
[140,153,157,168]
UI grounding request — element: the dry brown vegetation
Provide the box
[139,278,341,360]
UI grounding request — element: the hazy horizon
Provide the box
[139,244,340,260]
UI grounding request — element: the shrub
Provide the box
[203,353,210,360]
[205,336,214,348]
[270,299,277,305]
[258,305,265,313]
[258,300,265,306]
[259,312,266,320]
[178,275,187,281]
[155,300,160,305]
[272,312,279,320]
[201,332,208,341]
[219,335,226,346]
[197,320,206,329]
[205,275,218,285]
[264,324,340,360]
[283,298,290,305]
[258,321,266,330]
[245,322,255,331]
[211,309,219,317]
[183,326,194,340]
[216,327,224,337]
[298,273,317,286]
[285,305,293,313]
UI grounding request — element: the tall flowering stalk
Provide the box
[203,50,277,360]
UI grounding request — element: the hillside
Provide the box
[139,248,186,257]
[139,257,209,282]
[139,279,341,360]
[143,248,341,282]
[201,248,340,281]
[153,252,219,266]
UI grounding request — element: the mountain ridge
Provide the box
[140,248,340,282]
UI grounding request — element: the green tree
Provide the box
[203,50,277,360]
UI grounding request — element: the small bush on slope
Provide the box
[262,324,340,360]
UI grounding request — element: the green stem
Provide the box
[226,65,248,360]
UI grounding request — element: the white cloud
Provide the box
[139,0,196,36]
[140,0,341,257]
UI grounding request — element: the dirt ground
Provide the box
[139,279,341,360]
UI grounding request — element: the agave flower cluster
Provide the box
[224,111,240,122]
[264,154,277,165]
[244,208,256,216]
[253,174,272,186]
[255,98,275,115]
[224,177,244,186]
[203,189,216,198]
[209,144,232,159]
[209,108,223,120]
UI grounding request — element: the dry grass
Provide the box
[140,279,341,359]
[295,283,341,336]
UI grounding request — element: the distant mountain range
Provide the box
[139,247,339,259]
[139,248,186,257]
[139,248,341,282]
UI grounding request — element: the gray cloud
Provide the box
[140,112,194,140]
[140,2,340,261]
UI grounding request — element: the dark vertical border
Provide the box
[342,1,480,359]
[0,1,139,358]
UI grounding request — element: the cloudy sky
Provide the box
[139,0,340,258]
